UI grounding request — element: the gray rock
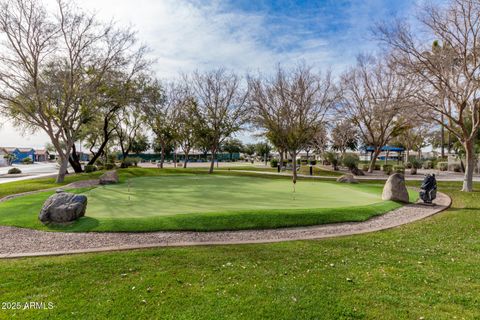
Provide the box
[39,192,87,224]
[382,173,409,203]
[99,170,119,185]
[336,174,358,184]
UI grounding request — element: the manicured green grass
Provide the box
[0,187,478,319]
[0,174,413,232]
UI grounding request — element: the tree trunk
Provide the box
[88,138,108,166]
[69,144,83,173]
[368,148,381,173]
[291,151,298,184]
[209,148,216,174]
[406,149,410,163]
[174,149,177,168]
[160,143,165,169]
[279,150,284,171]
[183,151,189,168]
[56,155,69,183]
[462,140,475,192]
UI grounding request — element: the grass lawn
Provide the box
[0,174,415,232]
[0,186,478,319]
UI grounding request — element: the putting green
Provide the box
[86,175,383,217]
[0,174,413,232]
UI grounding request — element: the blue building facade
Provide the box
[3,148,35,164]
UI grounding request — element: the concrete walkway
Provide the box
[0,192,451,259]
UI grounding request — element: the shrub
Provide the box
[422,160,433,169]
[324,152,339,170]
[361,164,369,171]
[270,159,278,168]
[7,167,22,174]
[450,163,462,172]
[405,162,412,169]
[132,157,141,166]
[22,157,32,164]
[300,159,308,165]
[107,154,117,164]
[105,162,116,170]
[437,162,448,171]
[296,159,301,165]
[84,165,97,173]
[342,154,360,170]
[374,164,381,170]
[309,160,317,166]
[122,157,141,168]
[382,164,393,175]
[411,159,422,169]
[393,165,405,174]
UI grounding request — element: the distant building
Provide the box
[361,146,405,162]
[77,152,90,162]
[1,147,35,164]
[34,149,50,162]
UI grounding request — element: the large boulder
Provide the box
[382,173,409,203]
[336,174,358,184]
[99,170,119,185]
[39,190,87,224]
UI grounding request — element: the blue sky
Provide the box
[1,0,421,147]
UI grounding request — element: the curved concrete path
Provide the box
[0,192,451,259]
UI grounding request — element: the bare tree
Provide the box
[0,0,145,182]
[331,120,359,156]
[115,104,144,161]
[174,98,199,168]
[340,54,414,173]
[375,0,480,191]
[189,69,249,173]
[249,65,339,183]
[170,84,199,168]
[391,119,433,161]
[142,81,180,169]
[311,125,329,158]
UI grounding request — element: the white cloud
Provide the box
[78,0,337,76]
[1,0,340,147]
[0,119,49,149]
[4,0,385,147]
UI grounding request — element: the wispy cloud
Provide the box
[0,0,423,146]
[78,0,341,76]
